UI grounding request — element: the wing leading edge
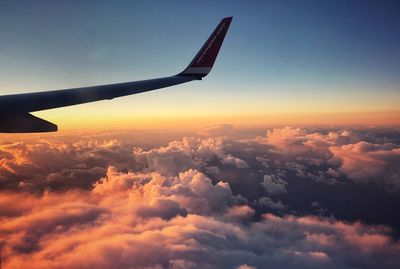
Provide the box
[0,17,233,133]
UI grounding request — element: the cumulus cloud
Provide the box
[132,136,249,175]
[221,154,249,168]
[330,142,400,190]
[0,139,135,191]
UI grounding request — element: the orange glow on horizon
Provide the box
[33,110,400,131]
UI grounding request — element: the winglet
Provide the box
[179,17,233,79]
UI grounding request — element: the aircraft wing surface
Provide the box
[0,17,233,132]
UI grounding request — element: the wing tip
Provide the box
[179,16,233,79]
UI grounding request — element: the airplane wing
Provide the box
[0,17,233,133]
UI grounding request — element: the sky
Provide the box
[0,0,399,130]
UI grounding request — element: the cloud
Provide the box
[256,196,286,211]
[261,174,288,195]
[0,139,135,191]
[132,136,249,176]
[221,154,249,168]
[330,142,400,190]
[92,167,245,217]
[137,199,187,220]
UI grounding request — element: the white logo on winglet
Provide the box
[196,22,226,65]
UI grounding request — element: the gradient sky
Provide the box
[0,0,399,129]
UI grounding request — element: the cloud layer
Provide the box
[1,168,399,269]
[1,126,400,268]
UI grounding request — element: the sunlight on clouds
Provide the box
[1,126,400,268]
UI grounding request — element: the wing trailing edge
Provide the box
[0,113,57,133]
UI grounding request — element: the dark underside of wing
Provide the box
[0,113,57,133]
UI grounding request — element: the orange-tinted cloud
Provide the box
[255,127,400,190]
[1,127,400,268]
[1,168,399,269]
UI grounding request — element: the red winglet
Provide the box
[179,17,233,79]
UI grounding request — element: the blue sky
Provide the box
[0,0,399,128]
